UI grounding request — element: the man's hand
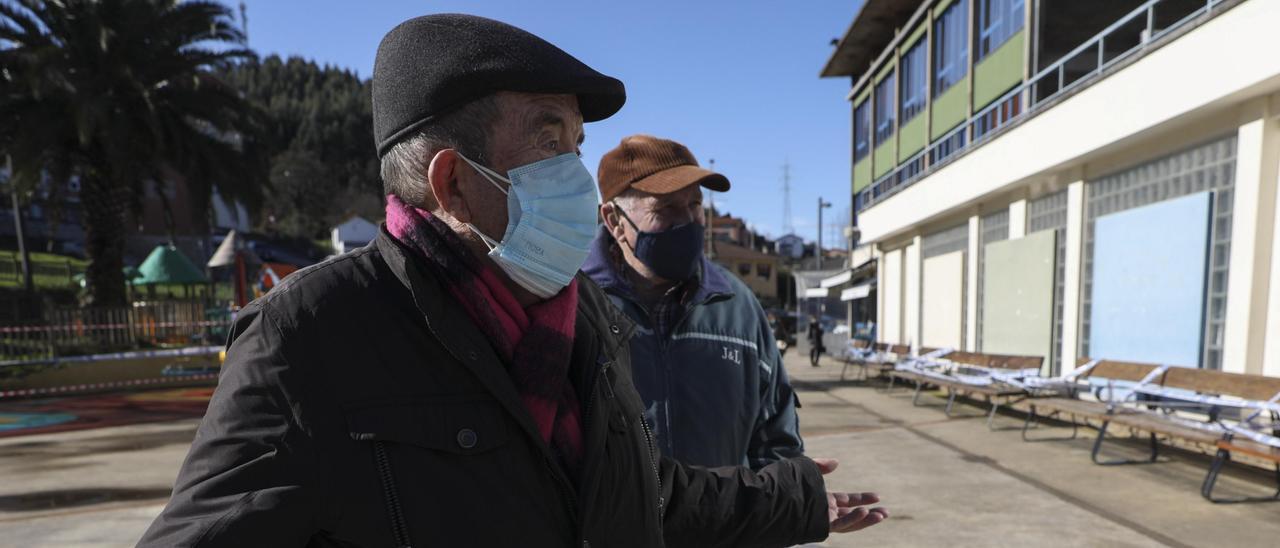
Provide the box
[812,458,889,534]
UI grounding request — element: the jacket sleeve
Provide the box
[746,307,805,468]
[659,455,830,548]
[137,302,322,547]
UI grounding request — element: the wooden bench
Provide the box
[888,350,1044,430]
[1023,358,1280,502]
[839,341,903,381]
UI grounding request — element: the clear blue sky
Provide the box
[231,0,863,246]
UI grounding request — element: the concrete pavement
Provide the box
[2,348,1279,546]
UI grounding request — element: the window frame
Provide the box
[874,72,897,145]
[933,0,969,98]
[899,39,927,123]
[853,99,871,162]
[977,0,1025,62]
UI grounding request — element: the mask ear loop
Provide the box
[456,152,512,195]
[610,200,642,254]
[455,152,512,251]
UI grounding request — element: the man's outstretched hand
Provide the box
[812,458,889,534]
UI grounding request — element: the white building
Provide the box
[823,0,1280,377]
[331,216,379,255]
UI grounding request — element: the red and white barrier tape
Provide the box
[0,320,227,334]
[0,372,219,399]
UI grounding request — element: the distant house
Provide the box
[331,216,378,255]
[775,234,805,260]
[712,241,780,305]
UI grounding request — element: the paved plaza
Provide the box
[2,349,1278,547]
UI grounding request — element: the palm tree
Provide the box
[0,0,266,306]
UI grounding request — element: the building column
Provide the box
[1224,101,1279,375]
[1061,180,1086,372]
[905,236,923,351]
[879,246,903,344]
[1008,199,1028,239]
[965,214,980,351]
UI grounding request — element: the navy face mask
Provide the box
[616,205,705,282]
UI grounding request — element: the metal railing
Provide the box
[0,300,233,362]
[856,0,1230,213]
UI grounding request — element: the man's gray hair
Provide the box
[380,95,500,209]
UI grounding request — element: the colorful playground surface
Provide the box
[0,387,214,438]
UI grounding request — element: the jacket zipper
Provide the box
[372,441,413,548]
[639,412,665,516]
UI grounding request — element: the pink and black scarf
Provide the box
[385,195,584,472]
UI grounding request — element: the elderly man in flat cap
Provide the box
[584,135,805,470]
[140,14,885,548]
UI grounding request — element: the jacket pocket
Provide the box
[345,398,509,455]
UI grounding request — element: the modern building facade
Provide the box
[823,0,1280,377]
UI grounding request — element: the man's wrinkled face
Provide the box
[461,92,585,244]
[607,184,704,246]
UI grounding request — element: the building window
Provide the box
[899,40,927,123]
[933,0,969,98]
[1027,190,1068,375]
[874,72,896,145]
[1081,137,1236,370]
[757,263,771,278]
[977,0,1025,61]
[854,100,871,162]
[738,263,752,276]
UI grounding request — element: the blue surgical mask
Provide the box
[458,152,600,299]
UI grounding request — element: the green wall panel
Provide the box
[898,113,927,162]
[935,0,957,14]
[873,141,896,179]
[930,76,969,140]
[853,160,873,193]
[973,31,1025,110]
[981,231,1056,365]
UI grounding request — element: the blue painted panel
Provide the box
[1089,192,1211,367]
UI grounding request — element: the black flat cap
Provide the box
[372,13,626,157]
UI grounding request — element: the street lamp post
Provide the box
[4,154,32,293]
[817,197,832,270]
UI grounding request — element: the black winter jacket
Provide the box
[138,230,830,547]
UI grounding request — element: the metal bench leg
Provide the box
[1022,408,1079,442]
[840,360,850,381]
[943,389,957,417]
[1200,446,1280,503]
[987,399,1000,430]
[911,380,925,406]
[1091,420,1160,466]
[1021,405,1038,441]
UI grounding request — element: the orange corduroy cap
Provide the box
[596,134,730,203]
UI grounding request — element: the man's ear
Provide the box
[601,201,627,243]
[427,149,472,223]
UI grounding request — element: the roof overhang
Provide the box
[820,0,924,79]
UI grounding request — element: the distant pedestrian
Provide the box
[808,316,825,367]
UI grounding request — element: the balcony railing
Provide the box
[855,0,1230,213]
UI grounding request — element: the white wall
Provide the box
[905,237,922,349]
[860,0,1280,244]
[880,248,903,344]
[1223,103,1280,374]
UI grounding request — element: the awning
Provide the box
[804,288,830,298]
[841,282,873,301]
[819,270,852,288]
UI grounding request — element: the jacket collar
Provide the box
[582,227,734,307]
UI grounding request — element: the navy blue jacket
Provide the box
[584,231,804,468]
